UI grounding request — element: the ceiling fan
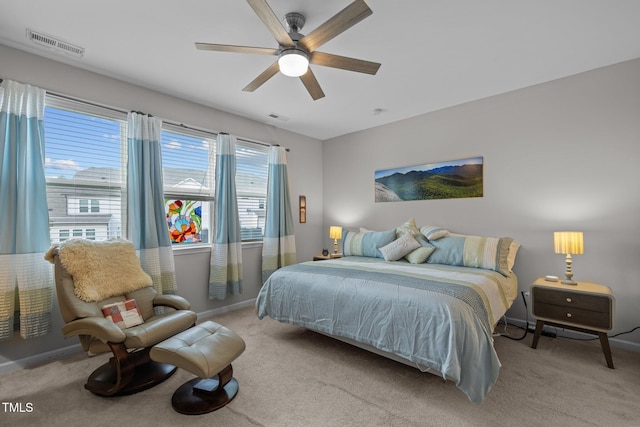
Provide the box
[195,0,381,100]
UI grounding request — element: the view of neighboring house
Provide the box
[46,166,266,244]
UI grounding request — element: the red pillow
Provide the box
[102,299,144,329]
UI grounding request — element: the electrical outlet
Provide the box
[523,291,530,298]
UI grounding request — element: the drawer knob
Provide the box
[566,297,572,303]
[566,312,572,318]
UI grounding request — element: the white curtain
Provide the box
[262,146,296,282]
[209,134,243,300]
[126,112,177,294]
[0,80,53,341]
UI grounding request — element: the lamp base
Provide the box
[562,254,577,286]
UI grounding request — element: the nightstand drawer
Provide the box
[532,287,609,313]
[533,302,611,330]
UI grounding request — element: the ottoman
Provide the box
[150,320,246,415]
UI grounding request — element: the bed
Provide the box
[256,225,518,404]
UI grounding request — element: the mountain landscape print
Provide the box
[375,157,483,202]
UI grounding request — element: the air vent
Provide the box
[267,113,290,122]
[26,29,84,58]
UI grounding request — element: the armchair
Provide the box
[47,239,197,397]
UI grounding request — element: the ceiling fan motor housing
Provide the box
[283,12,305,33]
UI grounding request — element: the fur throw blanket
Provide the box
[45,239,152,302]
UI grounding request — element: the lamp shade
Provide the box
[329,226,343,240]
[278,49,309,77]
[554,231,584,255]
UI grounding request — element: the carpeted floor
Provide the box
[1,306,639,427]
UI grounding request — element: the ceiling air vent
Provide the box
[26,29,84,58]
[267,113,290,122]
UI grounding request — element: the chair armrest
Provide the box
[61,317,126,343]
[153,294,191,311]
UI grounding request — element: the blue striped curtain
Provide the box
[126,112,177,294]
[0,80,53,341]
[262,146,296,282]
[209,134,243,300]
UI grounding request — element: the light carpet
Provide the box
[1,306,639,427]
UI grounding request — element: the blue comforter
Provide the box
[256,257,517,404]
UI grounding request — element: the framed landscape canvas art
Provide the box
[375,157,483,202]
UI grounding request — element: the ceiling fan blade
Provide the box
[299,0,372,52]
[299,69,325,101]
[242,61,280,92]
[246,0,294,48]
[195,43,278,56]
[310,51,380,75]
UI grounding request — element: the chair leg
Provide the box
[85,344,177,397]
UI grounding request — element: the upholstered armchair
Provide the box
[47,239,197,397]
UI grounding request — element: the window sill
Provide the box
[171,241,263,256]
[242,241,263,249]
[171,244,211,256]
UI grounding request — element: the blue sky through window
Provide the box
[44,107,213,179]
[44,107,122,179]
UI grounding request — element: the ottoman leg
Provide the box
[171,364,239,415]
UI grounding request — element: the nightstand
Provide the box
[312,253,342,261]
[530,277,615,368]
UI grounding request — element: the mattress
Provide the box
[256,256,517,404]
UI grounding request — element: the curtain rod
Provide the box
[1,77,290,151]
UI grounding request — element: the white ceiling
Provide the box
[1,0,639,140]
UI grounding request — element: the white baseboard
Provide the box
[0,343,83,374]
[196,298,256,321]
[503,316,640,353]
[0,299,257,374]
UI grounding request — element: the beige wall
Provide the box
[0,44,324,369]
[323,58,640,350]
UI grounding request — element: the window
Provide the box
[235,141,269,241]
[77,199,100,213]
[44,95,270,247]
[160,127,269,245]
[44,97,126,244]
[68,198,102,215]
[161,126,215,246]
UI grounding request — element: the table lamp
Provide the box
[554,231,584,285]
[329,226,343,255]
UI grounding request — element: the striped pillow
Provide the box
[343,229,396,258]
[396,217,420,238]
[420,225,449,241]
[405,234,435,264]
[427,235,514,276]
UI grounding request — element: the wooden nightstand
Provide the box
[530,277,615,368]
[312,253,342,261]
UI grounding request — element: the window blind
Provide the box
[44,96,126,243]
[236,141,269,241]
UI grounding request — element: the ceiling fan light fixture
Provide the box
[278,48,309,77]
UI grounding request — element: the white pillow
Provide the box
[379,233,421,261]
